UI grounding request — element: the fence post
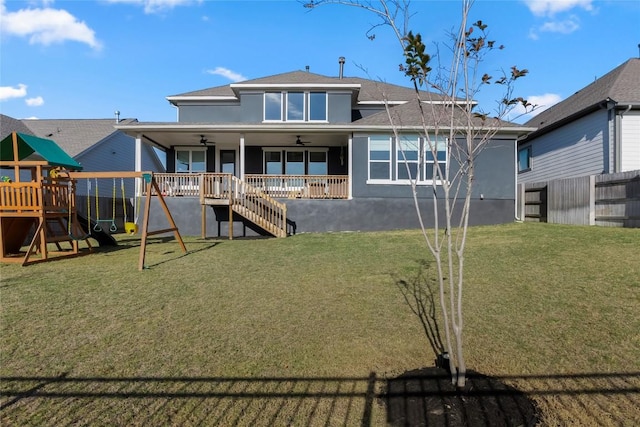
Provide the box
[589,175,596,226]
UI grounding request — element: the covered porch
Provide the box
[119,126,353,200]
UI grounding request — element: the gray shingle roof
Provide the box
[524,58,640,129]
[0,114,35,140]
[170,70,449,103]
[20,118,137,157]
[356,100,523,129]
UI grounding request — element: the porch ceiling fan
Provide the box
[295,135,311,146]
[200,135,208,145]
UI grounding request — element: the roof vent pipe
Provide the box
[305,65,310,72]
[115,110,120,123]
[339,56,345,79]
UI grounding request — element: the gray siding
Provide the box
[178,91,352,124]
[179,103,242,123]
[352,135,516,200]
[75,133,162,198]
[327,92,353,123]
[519,109,610,183]
[620,111,640,171]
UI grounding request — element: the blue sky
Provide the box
[1,0,639,124]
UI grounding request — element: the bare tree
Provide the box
[305,0,533,388]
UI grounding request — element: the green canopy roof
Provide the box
[0,132,83,170]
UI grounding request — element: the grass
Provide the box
[1,223,639,426]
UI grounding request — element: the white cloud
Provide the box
[206,67,247,83]
[104,0,198,14]
[0,2,102,49]
[26,96,45,107]
[523,0,594,16]
[0,83,28,101]
[512,93,563,120]
[539,17,580,34]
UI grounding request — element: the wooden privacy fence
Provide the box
[518,170,640,228]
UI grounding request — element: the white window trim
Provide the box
[262,91,328,123]
[368,135,392,181]
[286,91,306,122]
[175,147,207,173]
[366,135,448,185]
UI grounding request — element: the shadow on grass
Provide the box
[1,372,638,426]
[393,259,446,363]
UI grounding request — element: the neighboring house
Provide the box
[116,60,533,236]
[0,115,165,197]
[518,58,640,183]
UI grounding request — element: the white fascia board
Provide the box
[166,96,239,103]
[230,83,361,90]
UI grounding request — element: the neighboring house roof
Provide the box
[21,118,138,157]
[524,58,640,133]
[169,70,451,103]
[0,114,35,140]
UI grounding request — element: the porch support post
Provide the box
[239,133,245,181]
[348,134,353,199]
[135,133,143,221]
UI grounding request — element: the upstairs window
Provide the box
[309,92,327,121]
[286,92,305,121]
[264,92,283,121]
[264,91,327,122]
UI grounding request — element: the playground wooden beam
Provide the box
[67,171,154,179]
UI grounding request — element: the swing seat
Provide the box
[125,222,138,235]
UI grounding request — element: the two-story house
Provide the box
[116,61,533,237]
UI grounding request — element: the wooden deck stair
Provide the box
[201,175,287,238]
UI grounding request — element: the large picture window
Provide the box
[264,91,327,122]
[369,135,391,180]
[176,149,206,173]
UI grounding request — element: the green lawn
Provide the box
[1,223,639,426]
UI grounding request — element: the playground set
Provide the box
[0,132,185,270]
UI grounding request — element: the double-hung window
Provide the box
[424,137,447,181]
[396,135,420,180]
[176,149,206,173]
[369,135,392,180]
[308,151,328,175]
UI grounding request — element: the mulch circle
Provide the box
[381,366,540,426]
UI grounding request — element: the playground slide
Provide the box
[75,213,118,247]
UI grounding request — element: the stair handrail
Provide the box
[230,176,287,237]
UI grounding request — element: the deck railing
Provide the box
[245,175,349,199]
[152,173,349,199]
[230,176,287,238]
